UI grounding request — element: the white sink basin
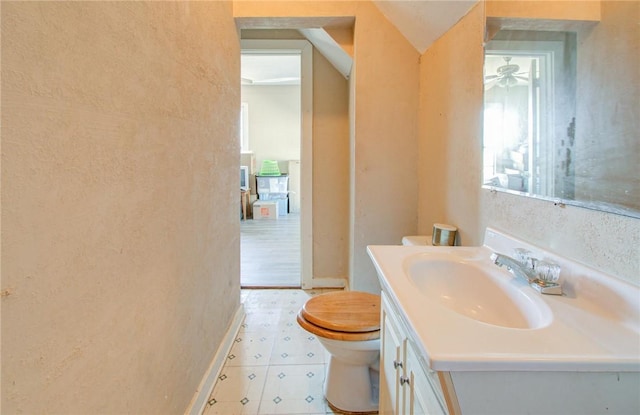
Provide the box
[403,254,552,329]
[367,227,640,372]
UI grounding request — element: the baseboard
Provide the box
[311,277,347,289]
[185,304,245,415]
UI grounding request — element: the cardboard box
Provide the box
[253,201,278,219]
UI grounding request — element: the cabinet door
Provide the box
[380,308,405,414]
[406,345,446,415]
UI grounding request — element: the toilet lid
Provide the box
[301,291,381,333]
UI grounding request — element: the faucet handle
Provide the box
[513,248,530,263]
[530,260,563,295]
[513,248,535,269]
[535,261,561,283]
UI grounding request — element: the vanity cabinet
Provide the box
[380,291,453,415]
[378,289,639,415]
[369,237,640,415]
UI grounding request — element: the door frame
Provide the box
[240,39,313,289]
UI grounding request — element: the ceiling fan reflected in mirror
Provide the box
[241,76,301,85]
[485,56,529,89]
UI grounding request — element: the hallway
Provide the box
[241,214,301,287]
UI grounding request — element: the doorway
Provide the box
[239,39,313,288]
[483,33,573,198]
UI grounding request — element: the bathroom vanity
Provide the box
[368,228,640,414]
[380,290,455,414]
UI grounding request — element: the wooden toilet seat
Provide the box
[297,291,381,341]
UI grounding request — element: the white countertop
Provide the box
[367,228,640,372]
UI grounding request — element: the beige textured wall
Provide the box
[419,1,640,285]
[1,2,240,413]
[312,49,350,281]
[350,2,420,293]
[419,3,485,245]
[241,85,302,166]
[486,0,600,21]
[234,2,420,293]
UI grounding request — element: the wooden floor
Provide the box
[240,213,301,287]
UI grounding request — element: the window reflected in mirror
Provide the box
[483,30,576,198]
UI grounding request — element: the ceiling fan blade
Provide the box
[485,78,499,89]
[485,74,499,81]
[255,77,300,84]
[242,76,301,85]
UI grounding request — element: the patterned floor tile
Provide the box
[203,399,259,415]
[226,330,276,367]
[277,307,303,329]
[204,289,350,415]
[258,364,327,414]
[241,308,282,333]
[269,327,326,365]
[205,366,267,415]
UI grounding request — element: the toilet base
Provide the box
[327,400,379,415]
[324,355,379,414]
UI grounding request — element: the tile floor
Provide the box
[202,288,343,415]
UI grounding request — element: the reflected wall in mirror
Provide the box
[483,2,639,218]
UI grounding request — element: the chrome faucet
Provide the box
[491,253,537,282]
[490,251,563,295]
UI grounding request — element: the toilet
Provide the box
[403,223,458,246]
[402,223,458,246]
[297,291,381,414]
[401,235,433,246]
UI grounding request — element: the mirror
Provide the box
[482,2,639,218]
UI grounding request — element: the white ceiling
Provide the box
[241,1,478,84]
[241,53,301,85]
[373,0,478,54]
